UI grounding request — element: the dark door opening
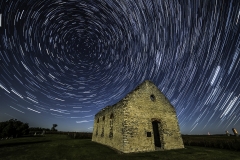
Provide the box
[152,121,161,147]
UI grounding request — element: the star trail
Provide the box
[0,0,240,134]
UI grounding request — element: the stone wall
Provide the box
[92,99,127,152]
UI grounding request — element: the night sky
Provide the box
[0,0,240,135]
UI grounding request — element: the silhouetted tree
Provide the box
[0,119,29,138]
[51,124,58,131]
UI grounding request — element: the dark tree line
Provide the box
[0,119,29,138]
[29,127,50,132]
[0,119,59,138]
[28,124,57,133]
[28,124,57,134]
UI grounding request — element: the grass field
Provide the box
[0,134,240,160]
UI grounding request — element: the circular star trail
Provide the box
[0,0,240,133]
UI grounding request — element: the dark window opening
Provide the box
[96,127,98,136]
[109,131,113,138]
[109,119,113,138]
[147,132,151,137]
[110,113,114,119]
[103,116,105,121]
[97,118,99,123]
[101,127,104,137]
[150,94,156,101]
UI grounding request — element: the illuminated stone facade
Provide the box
[92,80,184,153]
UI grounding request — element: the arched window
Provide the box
[110,113,114,119]
[97,118,99,123]
[103,116,105,121]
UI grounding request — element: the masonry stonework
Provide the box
[92,80,184,153]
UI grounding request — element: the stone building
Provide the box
[92,80,184,153]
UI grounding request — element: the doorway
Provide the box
[152,120,161,147]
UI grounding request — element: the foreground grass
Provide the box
[0,134,240,160]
